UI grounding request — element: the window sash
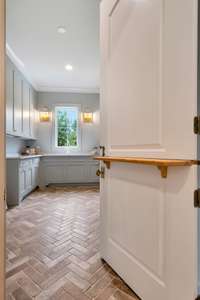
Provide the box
[55,106,79,148]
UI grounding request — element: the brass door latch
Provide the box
[96,167,105,178]
[99,146,105,156]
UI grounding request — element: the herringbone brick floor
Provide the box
[6,185,139,300]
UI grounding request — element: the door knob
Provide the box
[96,167,105,178]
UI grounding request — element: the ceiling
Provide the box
[6,0,100,93]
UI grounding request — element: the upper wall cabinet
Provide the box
[13,69,23,136]
[22,80,30,138]
[6,58,37,140]
[29,88,37,139]
[6,59,14,135]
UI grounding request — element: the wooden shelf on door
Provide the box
[94,156,199,179]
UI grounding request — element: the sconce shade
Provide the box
[40,111,51,122]
[83,112,93,123]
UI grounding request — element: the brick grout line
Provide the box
[6,185,139,300]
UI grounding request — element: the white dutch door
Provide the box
[100,0,198,299]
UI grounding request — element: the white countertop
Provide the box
[6,153,96,160]
[42,153,95,157]
[6,154,43,160]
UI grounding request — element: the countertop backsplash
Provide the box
[6,136,26,155]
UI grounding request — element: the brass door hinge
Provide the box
[194,116,200,134]
[194,189,200,207]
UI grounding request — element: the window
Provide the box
[55,106,79,148]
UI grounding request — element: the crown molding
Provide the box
[6,43,38,90]
[6,44,100,95]
[37,85,100,94]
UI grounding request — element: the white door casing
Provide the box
[100,0,198,300]
[0,0,5,298]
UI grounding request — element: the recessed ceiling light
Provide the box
[57,26,66,34]
[65,64,73,71]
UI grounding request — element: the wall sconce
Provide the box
[39,107,51,122]
[83,112,93,123]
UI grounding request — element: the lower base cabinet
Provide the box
[7,157,40,206]
[39,156,99,187]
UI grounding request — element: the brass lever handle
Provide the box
[96,167,105,178]
[99,146,105,157]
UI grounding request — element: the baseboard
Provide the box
[47,182,99,187]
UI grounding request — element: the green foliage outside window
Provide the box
[56,108,78,147]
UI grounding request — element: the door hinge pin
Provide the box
[194,189,200,207]
[194,116,200,134]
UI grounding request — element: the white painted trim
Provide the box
[37,85,100,94]
[54,105,80,150]
[0,0,5,298]
[51,103,82,154]
[6,43,38,90]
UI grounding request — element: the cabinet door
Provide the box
[32,166,39,188]
[19,168,26,199]
[22,80,30,137]
[13,70,22,135]
[26,167,33,192]
[29,88,36,139]
[6,59,14,134]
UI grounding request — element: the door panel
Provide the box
[6,59,14,134]
[13,70,22,135]
[100,0,198,299]
[108,165,164,277]
[19,168,26,197]
[29,88,36,139]
[104,0,197,158]
[26,167,32,191]
[22,80,30,137]
[108,0,161,149]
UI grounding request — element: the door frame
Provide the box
[0,0,5,299]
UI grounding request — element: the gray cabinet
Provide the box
[6,57,37,139]
[6,59,14,135]
[13,69,23,135]
[22,80,30,138]
[29,88,37,139]
[7,156,41,206]
[40,155,99,187]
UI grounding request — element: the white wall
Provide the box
[37,92,100,154]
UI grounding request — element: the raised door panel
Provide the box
[6,59,14,134]
[87,163,99,182]
[32,166,39,188]
[13,70,22,135]
[108,0,161,151]
[66,165,85,183]
[26,167,33,192]
[105,0,196,159]
[22,80,30,137]
[29,88,37,139]
[19,168,26,199]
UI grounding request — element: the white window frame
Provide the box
[54,105,81,150]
